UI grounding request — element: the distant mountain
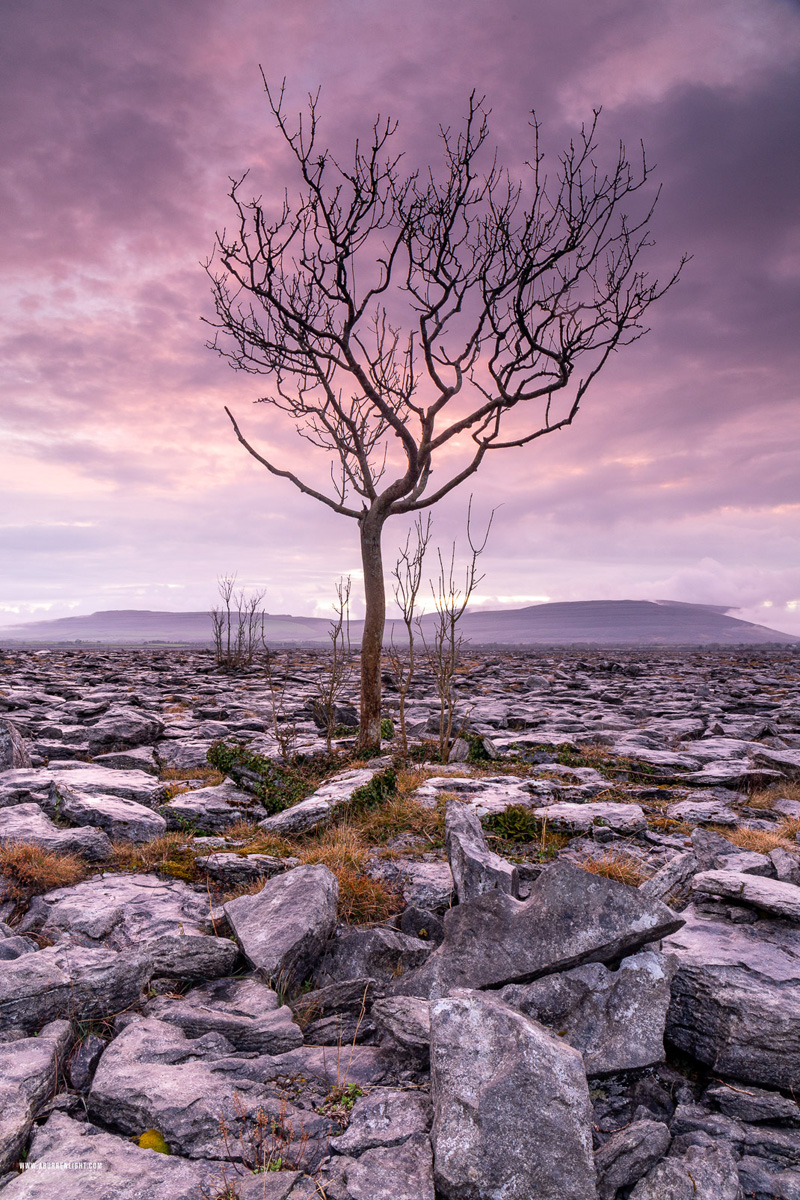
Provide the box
[1,600,797,646]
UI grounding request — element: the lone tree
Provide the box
[206,81,683,751]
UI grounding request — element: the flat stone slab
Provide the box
[692,869,800,921]
[750,745,800,778]
[0,1112,275,1200]
[395,860,684,998]
[154,738,216,770]
[44,781,167,842]
[92,745,159,773]
[412,774,537,817]
[87,1015,334,1162]
[36,873,237,979]
[145,975,303,1054]
[533,801,647,836]
[664,905,800,1089]
[0,802,112,860]
[195,850,296,883]
[258,768,380,836]
[681,762,785,788]
[667,798,738,826]
[159,779,263,832]
[0,766,164,807]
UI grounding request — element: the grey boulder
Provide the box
[692,869,800,921]
[333,1088,432,1156]
[501,949,673,1074]
[315,927,432,988]
[430,990,596,1200]
[639,852,698,902]
[371,996,431,1056]
[396,860,683,999]
[225,863,338,986]
[594,1120,671,1200]
[0,1019,72,1172]
[319,1135,435,1200]
[628,1142,743,1199]
[705,1080,800,1125]
[0,721,32,770]
[665,906,800,1089]
[445,799,518,902]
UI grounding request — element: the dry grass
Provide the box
[109,832,200,882]
[721,826,798,855]
[221,824,403,924]
[159,766,224,785]
[0,841,89,899]
[579,849,650,887]
[297,824,368,874]
[335,868,403,924]
[648,815,692,835]
[216,818,297,858]
[352,794,445,847]
[748,780,800,810]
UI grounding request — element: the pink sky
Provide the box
[2,0,799,633]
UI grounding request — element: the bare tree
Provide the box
[206,79,685,749]
[387,515,432,756]
[313,576,354,753]
[211,574,266,671]
[420,502,493,761]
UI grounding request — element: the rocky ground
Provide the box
[0,642,800,1199]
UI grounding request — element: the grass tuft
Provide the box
[579,849,650,887]
[0,841,89,900]
[110,833,199,882]
[723,827,798,855]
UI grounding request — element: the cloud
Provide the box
[0,0,798,633]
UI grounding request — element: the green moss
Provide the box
[345,768,397,815]
[483,806,541,843]
[207,741,322,816]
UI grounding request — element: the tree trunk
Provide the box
[357,508,386,752]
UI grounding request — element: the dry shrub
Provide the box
[110,832,199,882]
[579,850,649,887]
[0,841,88,899]
[335,868,403,924]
